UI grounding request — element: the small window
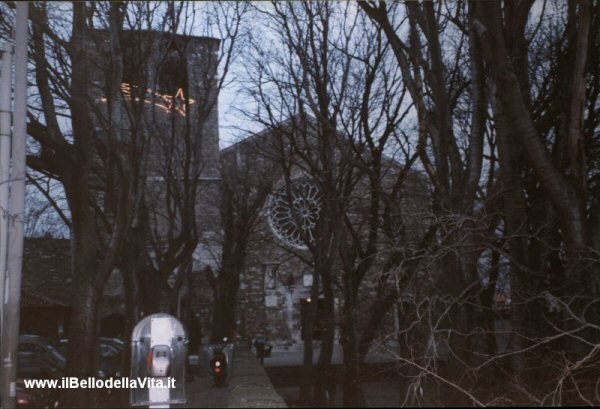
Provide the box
[303,273,313,287]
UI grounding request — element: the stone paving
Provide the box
[226,345,287,408]
[173,343,286,408]
[103,340,399,408]
[174,376,229,408]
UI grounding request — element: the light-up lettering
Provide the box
[100,83,196,116]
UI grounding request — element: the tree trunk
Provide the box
[62,275,101,407]
[138,267,161,315]
[299,271,319,405]
[490,88,531,376]
[313,277,335,406]
[341,287,364,407]
[212,268,240,342]
[475,1,588,250]
[479,249,499,362]
[212,247,243,342]
[435,247,469,405]
[211,280,225,342]
[122,248,141,381]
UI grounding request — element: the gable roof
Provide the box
[220,116,430,190]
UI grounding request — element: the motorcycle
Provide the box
[209,337,229,387]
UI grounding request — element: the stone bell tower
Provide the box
[85,30,223,320]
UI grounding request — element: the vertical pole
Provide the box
[0,41,14,348]
[149,317,171,409]
[1,3,28,409]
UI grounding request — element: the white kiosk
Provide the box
[131,313,187,408]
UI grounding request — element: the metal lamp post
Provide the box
[1,3,29,408]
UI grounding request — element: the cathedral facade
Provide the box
[220,122,431,344]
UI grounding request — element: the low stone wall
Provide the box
[227,344,287,408]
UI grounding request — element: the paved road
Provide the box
[175,375,228,408]
[102,374,229,408]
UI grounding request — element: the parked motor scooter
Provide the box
[209,337,229,387]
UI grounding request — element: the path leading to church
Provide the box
[180,343,286,408]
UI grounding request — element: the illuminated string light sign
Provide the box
[268,178,321,250]
[100,83,196,116]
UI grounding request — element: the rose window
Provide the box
[268,179,321,249]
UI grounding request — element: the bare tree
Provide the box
[12,2,247,406]
[358,1,600,405]
[357,2,498,404]
[243,2,424,406]
[209,140,278,341]
[18,2,133,406]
